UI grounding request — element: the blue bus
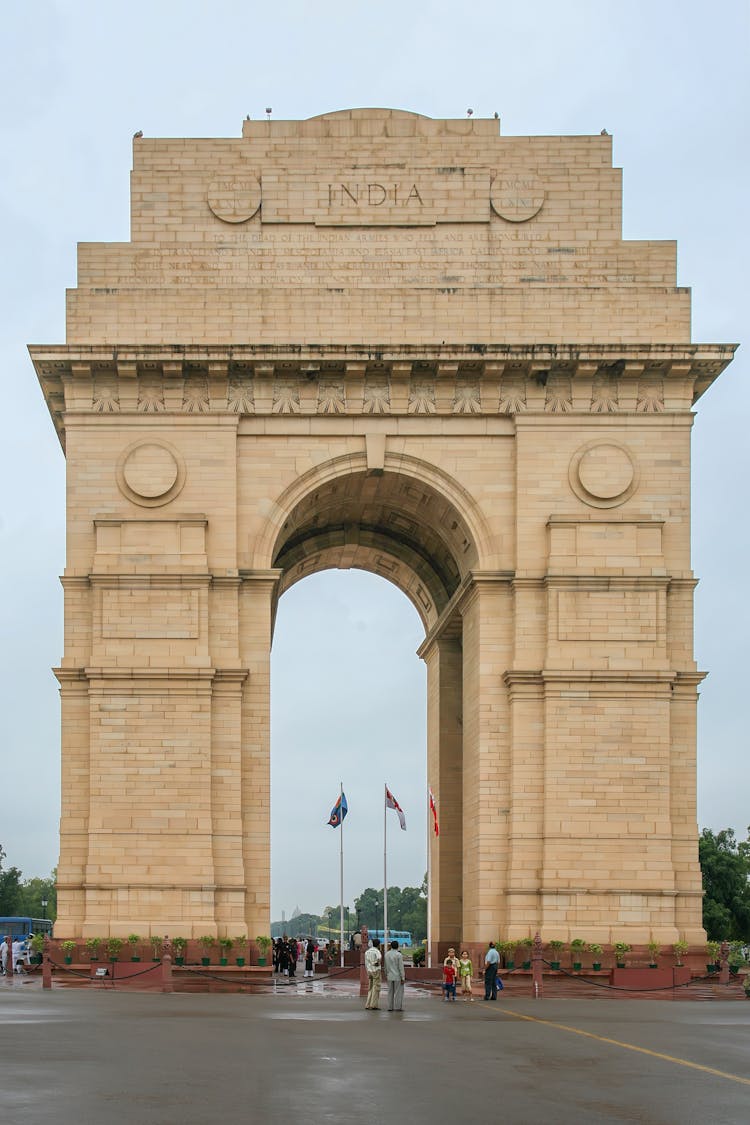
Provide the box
[366,929,413,946]
[0,917,53,941]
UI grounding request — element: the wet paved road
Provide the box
[1,980,748,1123]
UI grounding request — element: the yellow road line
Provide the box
[502,1008,750,1087]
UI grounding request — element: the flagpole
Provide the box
[426,788,432,968]
[339,781,344,969]
[383,783,388,946]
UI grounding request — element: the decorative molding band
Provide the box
[31,343,736,448]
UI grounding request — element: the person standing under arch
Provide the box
[384,940,405,1011]
[364,938,382,1009]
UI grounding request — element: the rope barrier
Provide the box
[49,959,164,981]
[532,959,735,993]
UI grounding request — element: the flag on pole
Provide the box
[385,786,406,830]
[327,791,348,827]
[429,788,440,837]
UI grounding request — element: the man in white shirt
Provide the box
[364,938,382,1009]
[384,940,405,1011]
[12,939,24,973]
[0,937,8,975]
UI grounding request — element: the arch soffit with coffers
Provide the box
[254,452,494,616]
[275,533,447,633]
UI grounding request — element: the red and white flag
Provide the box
[429,788,440,837]
[385,786,406,831]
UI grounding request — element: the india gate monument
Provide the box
[31,109,734,945]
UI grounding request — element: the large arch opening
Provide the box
[270,570,426,930]
[267,465,476,947]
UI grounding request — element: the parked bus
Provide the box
[365,929,413,946]
[0,917,53,941]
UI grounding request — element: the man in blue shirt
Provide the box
[484,941,500,1000]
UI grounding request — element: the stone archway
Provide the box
[31,108,734,945]
[266,461,484,947]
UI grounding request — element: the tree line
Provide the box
[0,845,57,920]
[698,827,750,940]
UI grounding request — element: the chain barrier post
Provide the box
[161,937,173,994]
[719,939,730,985]
[359,926,368,996]
[532,931,543,999]
[42,935,52,989]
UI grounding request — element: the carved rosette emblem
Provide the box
[490,172,544,222]
[317,380,345,414]
[92,375,119,413]
[363,376,390,414]
[182,375,209,413]
[569,441,639,509]
[636,374,665,413]
[591,371,619,413]
[272,379,300,414]
[453,379,481,414]
[207,177,261,223]
[408,381,436,414]
[227,376,254,414]
[498,374,527,414]
[116,440,186,508]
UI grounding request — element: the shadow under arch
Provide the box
[264,455,488,631]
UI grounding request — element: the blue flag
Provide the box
[328,791,348,827]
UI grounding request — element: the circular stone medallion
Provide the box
[569,442,638,508]
[117,440,185,507]
[207,178,261,223]
[490,172,545,222]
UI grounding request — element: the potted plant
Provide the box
[61,940,76,965]
[570,938,586,971]
[256,935,272,966]
[198,935,216,966]
[705,940,720,973]
[673,939,689,966]
[171,936,187,965]
[647,940,661,968]
[728,951,742,976]
[548,940,565,970]
[233,936,247,967]
[412,947,425,967]
[29,933,45,964]
[150,936,163,962]
[219,937,233,966]
[520,937,534,970]
[107,937,123,962]
[85,937,101,961]
[614,941,631,968]
[127,933,141,962]
[588,942,603,971]
[501,940,516,971]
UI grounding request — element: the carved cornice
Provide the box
[30,343,737,449]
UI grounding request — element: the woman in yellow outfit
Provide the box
[458,949,473,999]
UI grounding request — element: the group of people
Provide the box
[0,937,28,975]
[443,943,504,1001]
[364,939,505,1009]
[273,936,319,978]
[440,948,473,1000]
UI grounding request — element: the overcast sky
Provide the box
[1,1,747,922]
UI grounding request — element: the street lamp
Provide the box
[41,897,48,920]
